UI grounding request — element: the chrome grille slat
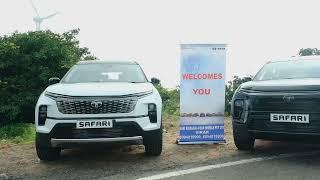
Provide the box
[56,98,138,114]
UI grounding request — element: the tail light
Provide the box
[148,103,157,123]
[38,105,47,126]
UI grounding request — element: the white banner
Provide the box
[179,44,226,144]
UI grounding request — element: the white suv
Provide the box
[35,60,162,161]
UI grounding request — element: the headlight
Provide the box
[38,105,47,126]
[234,100,244,107]
[148,103,156,111]
[233,99,244,119]
[148,103,157,123]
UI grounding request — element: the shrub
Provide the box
[155,85,179,117]
[0,123,35,143]
[0,29,95,125]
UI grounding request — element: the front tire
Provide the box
[233,122,255,151]
[144,128,163,156]
[36,134,61,161]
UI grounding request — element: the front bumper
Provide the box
[249,129,320,142]
[36,115,159,134]
[232,89,320,142]
[36,121,157,148]
[51,136,143,147]
[35,92,162,133]
[233,120,320,142]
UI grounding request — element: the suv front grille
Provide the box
[56,98,138,114]
[51,123,142,139]
[248,112,320,133]
[246,92,320,133]
[252,95,320,112]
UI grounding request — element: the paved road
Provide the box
[136,141,320,180]
[168,152,320,180]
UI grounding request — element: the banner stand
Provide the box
[178,44,227,145]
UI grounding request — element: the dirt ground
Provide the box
[0,117,239,179]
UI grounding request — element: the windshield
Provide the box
[61,63,148,83]
[254,60,320,81]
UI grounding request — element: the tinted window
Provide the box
[254,60,320,81]
[61,63,147,83]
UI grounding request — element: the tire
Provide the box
[144,128,163,156]
[36,134,61,161]
[233,122,255,151]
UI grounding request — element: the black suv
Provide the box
[232,57,320,150]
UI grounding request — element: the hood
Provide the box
[241,79,320,92]
[45,82,154,96]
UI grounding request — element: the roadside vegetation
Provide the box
[0,29,96,144]
[0,28,316,143]
[0,123,35,144]
[155,85,179,118]
[0,29,96,126]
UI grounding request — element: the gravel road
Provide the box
[0,118,238,179]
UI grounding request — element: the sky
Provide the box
[1,0,320,88]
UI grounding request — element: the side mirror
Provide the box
[49,77,60,85]
[150,77,160,85]
[244,77,252,82]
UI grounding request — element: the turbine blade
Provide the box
[29,0,39,16]
[43,12,59,20]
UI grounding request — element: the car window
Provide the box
[254,60,320,81]
[61,63,148,83]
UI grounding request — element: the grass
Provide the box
[163,112,179,120]
[0,123,35,144]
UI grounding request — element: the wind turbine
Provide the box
[29,0,59,31]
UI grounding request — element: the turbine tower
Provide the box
[29,0,59,31]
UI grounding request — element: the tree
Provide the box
[299,48,320,56]
[0,29,96,125]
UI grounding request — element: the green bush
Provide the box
[155,85,179,118]
[0,123,35,143]
[0,29,95,125]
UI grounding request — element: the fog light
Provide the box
[39,106,47,111]
[234,100,244,107]
[38,105,47,126]
[148,103,156,111]
[148,103,157,123]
